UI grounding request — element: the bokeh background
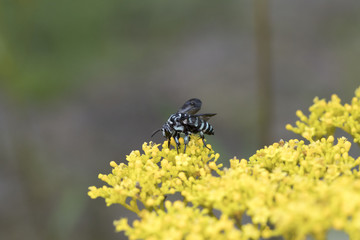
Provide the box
[1,1,360,239]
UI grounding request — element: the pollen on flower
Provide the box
[327,135,334,143]
[178,171,186,180]
[110,161,117,167]
[208,162,217,170]
[344,141,351,151]
[170,137,176,147]
[146,198,155,206]
[175,179,182,185]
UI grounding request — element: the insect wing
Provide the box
[177,98,202,115]
[193,113,216,121]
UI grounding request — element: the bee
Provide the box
[151,98,216,152]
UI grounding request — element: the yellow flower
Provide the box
[88,135,221,212]
[114,201,243,240]
[287,87,360,144]
[90,87,360,240]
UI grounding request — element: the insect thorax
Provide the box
[166,113,187,132]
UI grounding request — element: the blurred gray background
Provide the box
[0,0,359,239]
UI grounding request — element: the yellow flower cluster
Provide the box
[114,201,244,240]
[286,87,360,144]
[88,137,222,213]
[89,87,360,240]
[183,137,360,239]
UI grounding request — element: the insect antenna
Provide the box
[151,129,162,137]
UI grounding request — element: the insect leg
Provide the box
[183,133,190,153]
[174,133,180,153]
[199,131,211,150]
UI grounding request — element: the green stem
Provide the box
[160,198,166,211]
[233,212,243,229]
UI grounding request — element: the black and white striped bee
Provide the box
[151,98,216,152]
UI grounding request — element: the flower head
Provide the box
[88,135,222,212]
[114,201,244,240]
[286,87,360,144]
[89,87,360,240]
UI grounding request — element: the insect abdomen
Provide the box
[199,120,214,135]
[185,116,214,135]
